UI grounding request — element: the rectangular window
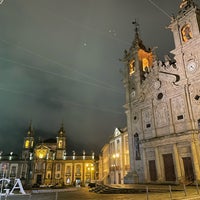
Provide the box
[56,173,60,178]
[10,166,17,177]
[47,163,52,170]
[146,124,151,128]
[177,115,184,120]
[66,166,71,174]
[56,164,61,171]
[47,173,51,179]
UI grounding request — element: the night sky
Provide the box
[0,0,187,155]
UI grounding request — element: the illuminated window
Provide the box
[58,140,63,148]
[142,58,149,70]
[66,178,71,184]
[129,60,135,75]
[38,152,43,159]
[138,49,153,71]
[181,24,192,42]
[36,148,48,159]
[76,165,81,174]
[31,141,34,148]
[25,140,29,148]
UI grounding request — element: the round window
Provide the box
[157,93,163,100]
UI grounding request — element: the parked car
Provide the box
[88,182,96,188]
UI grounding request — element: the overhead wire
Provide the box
[147,0,172,19]
[0,1,127,116]
[0,0,128,96]
[0,84,124,115]
[0,56,124,115]
[49,7,130,46]
[0,56,123,95]
[0,38,122,94]
[0,1,130,94]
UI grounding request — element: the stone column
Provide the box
[128,133,134,171]
[142,148,148,182]
[155,147,163,182]
[194,139,200,169]
[123,132,138,183]
[191,141,200,181]
[173,144,182,183]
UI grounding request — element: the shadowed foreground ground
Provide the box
[1,185,200,200]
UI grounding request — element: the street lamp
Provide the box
[112,153,119,184]
[86,164,94,182]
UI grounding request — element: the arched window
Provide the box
[76,164,81,174]
[134,133,141,160]
[181,24,192,42]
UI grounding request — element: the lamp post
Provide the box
[86,164,94,182]
[112,153,119,184]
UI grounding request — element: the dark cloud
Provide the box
[0,0,187,155]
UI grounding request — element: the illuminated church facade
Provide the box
[0,123,96,187]
[122,0,200,184]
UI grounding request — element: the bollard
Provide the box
[146,186,149,200]
[196,181,200,195]
[169,185,172,200]
[55,191,58,200]
[183,184,187,196]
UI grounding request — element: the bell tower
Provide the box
[121,21,154,184]
[169,0,200,127]
[56,123,66,159]
[122,21,153,103]
[169,0,200,82]
[22,121,34,160]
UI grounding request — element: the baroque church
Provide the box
[122,0,200,184]
[0,123,96,188]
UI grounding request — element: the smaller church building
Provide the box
[0,123,96,188]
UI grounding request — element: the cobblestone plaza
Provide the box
[1,186,200,200]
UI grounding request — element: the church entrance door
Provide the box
[163,154,176,181]
[149,160,157,181]
[36,174,42,185]
[183,157,194,182]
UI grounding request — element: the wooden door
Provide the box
[149,160,157,181]
[163,154,176,181]
[183,157,194,182]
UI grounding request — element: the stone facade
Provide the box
[99,128,130,184]
[122,0,200,184]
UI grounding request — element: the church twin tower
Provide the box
[123,0,200,183]
[22,122,66,160]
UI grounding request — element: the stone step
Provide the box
[90,184,184,194]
